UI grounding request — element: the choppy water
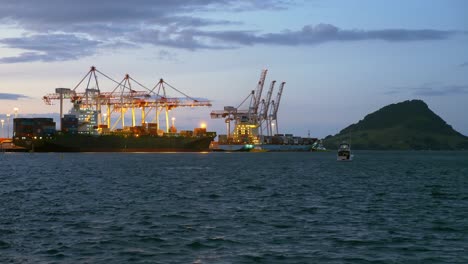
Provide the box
[0,151,467,263]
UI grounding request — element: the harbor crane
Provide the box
[43,66,212,134]
[259,80,276,137]
[249,69,268,123]
[269,81,285,135]
[211,69,267,141]
[210,69,285,144]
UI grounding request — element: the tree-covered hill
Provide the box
[323,100,468,150]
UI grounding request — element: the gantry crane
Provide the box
[43,66,212,134]
[210,70,268,141]
[249,69,268,123]
[269,81,285,135]
[259,80,276,137]
[210,69,287,145]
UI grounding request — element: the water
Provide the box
[0,151,467,263]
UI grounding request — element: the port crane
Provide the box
[43,66,212,133]
[210,69,285,144]
[210,69,267,142]
[259,80,276,137]
[249,69,268,123]
[269,81,285,135]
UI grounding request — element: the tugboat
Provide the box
[337,142,352,161]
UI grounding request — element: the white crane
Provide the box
[259,80,276,136]
[249,69,268,123]
[270,81,285,135]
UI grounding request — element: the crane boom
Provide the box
[271,81,285,120]
[262,80,276,120]
[42,67,211,108]
[252,69,268,115]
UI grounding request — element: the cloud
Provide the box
[413,85,468,96]
[460,62,468,67]
[0,1,463,63]
[157,50,178,61]
[0,0,283,31]
[165,24,458,48]
[0,34,101,63]
[387,83,468,96]
[0,93,30,100]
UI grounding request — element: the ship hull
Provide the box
[213,144,253,152]
[14,134,215,152]
[260,144,312,152]
[212,144,312,152]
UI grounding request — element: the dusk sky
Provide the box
[0,0,467,138]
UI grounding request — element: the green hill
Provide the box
[323,100,468,150]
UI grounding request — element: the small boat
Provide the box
[337,142,352,161]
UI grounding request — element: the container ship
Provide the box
[13,118,215,152]
[13,66,216,152]
[210,133,320,152]
[209,69,323,152]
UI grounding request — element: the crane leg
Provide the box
[165,106,169,133]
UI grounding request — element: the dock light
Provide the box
[13,107,19,118]
[171,117,175,126]
[200,122,207,129]
[1,119,4,138]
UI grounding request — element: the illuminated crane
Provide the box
[43,66,212,134]
[211,69,268,142]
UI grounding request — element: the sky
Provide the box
[0,0,467,138]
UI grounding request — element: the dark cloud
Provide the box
[0,0,283,63]
[0,93,30,100]
[134,24,459,50]
[0,34,101,63]
[387,83,468,96]
[248,24,455,43]
[413,84,468,96]
[0,0,282,31]
[0,1,463,63]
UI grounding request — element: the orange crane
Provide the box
[43,66,212,133]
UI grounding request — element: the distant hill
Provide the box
[323,100,468,150]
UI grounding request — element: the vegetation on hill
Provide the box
[323,100,468,150]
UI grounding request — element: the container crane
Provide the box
[270,81,285,135]
[259,80,276,136]
[43,66,212,134]
[212,69,284,146]
[210,91,253,138]
[249,69,268,123]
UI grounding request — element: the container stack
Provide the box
[14,118,56,138]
